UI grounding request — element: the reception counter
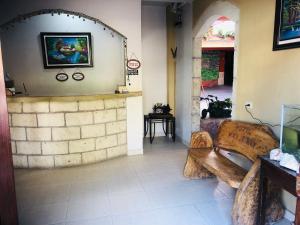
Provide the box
[7,92,142,168]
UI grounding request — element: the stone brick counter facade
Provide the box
[6,93,139,168]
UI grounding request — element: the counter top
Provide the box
[7,91,142,103]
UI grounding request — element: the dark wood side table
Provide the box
[258,156,300,225]
[144,113,175,144]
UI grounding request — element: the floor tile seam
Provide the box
[106,202,203,218]
[64,208,111,222]
[18,201,69,216]
[192,204,212,225]
[62,215,114,224]
[215,186,235,198]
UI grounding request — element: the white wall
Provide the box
[1,14,125,96]
[175,3,193,145]
[142,4,167,136]
[0,0,144,154]
[127,96,143,155]
[0,0,142,92]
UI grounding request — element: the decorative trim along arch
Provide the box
[0,8,127,39]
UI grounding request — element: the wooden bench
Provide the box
[184,120,284,225]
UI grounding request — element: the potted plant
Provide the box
[201,95,232,119]
[152,103,172,114]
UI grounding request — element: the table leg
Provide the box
[258,167,268,225]
[172,118,175,142]
[162,119,167,136]
[149,119,152,144]
[166,119,169,136]
[144,116,147,137]
[150,122,156,143]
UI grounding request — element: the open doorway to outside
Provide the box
[198,16,236,137]
[200,16,235,119]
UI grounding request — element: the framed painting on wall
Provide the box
[273,0,300,50]
[40,32,93,68]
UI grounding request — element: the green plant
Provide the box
[201,95,232,119]
[152,103,172,114]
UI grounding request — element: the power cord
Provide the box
[244,105,280,127]
[245,104,300,127]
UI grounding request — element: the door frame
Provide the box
[0,42,18,225]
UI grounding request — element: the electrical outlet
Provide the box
[245,102,253,109]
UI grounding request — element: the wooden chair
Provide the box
[184,120,284,225]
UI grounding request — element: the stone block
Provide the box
[107,145,127,159]
[42,141,68,155]
[69,138,95,153]
[96,135,117,149]
[52,127,80,141]
[11,141,16,154]
[27,128,51,141]
[50,101,78,112]
[12,114,37,127]
[106,121,127,135]
[54,154,81,167]
[104,98,126,109]
[81,124,105,138]
[82,150,107,164]
[94,109,116,123]
[10,128,26,141]
[23,102,49,113]
[66,112,93,126]
[17,141,41,155]
[117,108,127,120]
[37,113,65,127]
[192,77,201,97]
[8,102,22,113]
[191,112,201,132]
[28,155,54,168]
[79,100,104,111]
[192,97,201,115]
[117,133,127,145]
[13,155,28,168]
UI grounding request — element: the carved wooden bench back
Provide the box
[215,120,279,162]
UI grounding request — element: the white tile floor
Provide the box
[14,138,291,225]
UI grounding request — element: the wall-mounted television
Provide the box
[40,32,93,68]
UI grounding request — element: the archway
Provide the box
[0,9,128,96]
[191,0,240,132]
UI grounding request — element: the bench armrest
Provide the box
[190,131,213,148]
[232,159,260,225]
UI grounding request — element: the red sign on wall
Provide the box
[127,59,141,70]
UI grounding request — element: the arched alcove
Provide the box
[0,9,128,96]
[191,0,240,132]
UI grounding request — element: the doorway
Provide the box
[191,0,239,136]
[200,17,235,120]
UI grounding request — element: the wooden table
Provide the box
[258,156,300,225]
[144,113,175,143]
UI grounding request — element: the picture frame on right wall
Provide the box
[273,0,300,50]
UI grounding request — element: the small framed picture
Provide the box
[273,0,300,50]
[41,32,93,68]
